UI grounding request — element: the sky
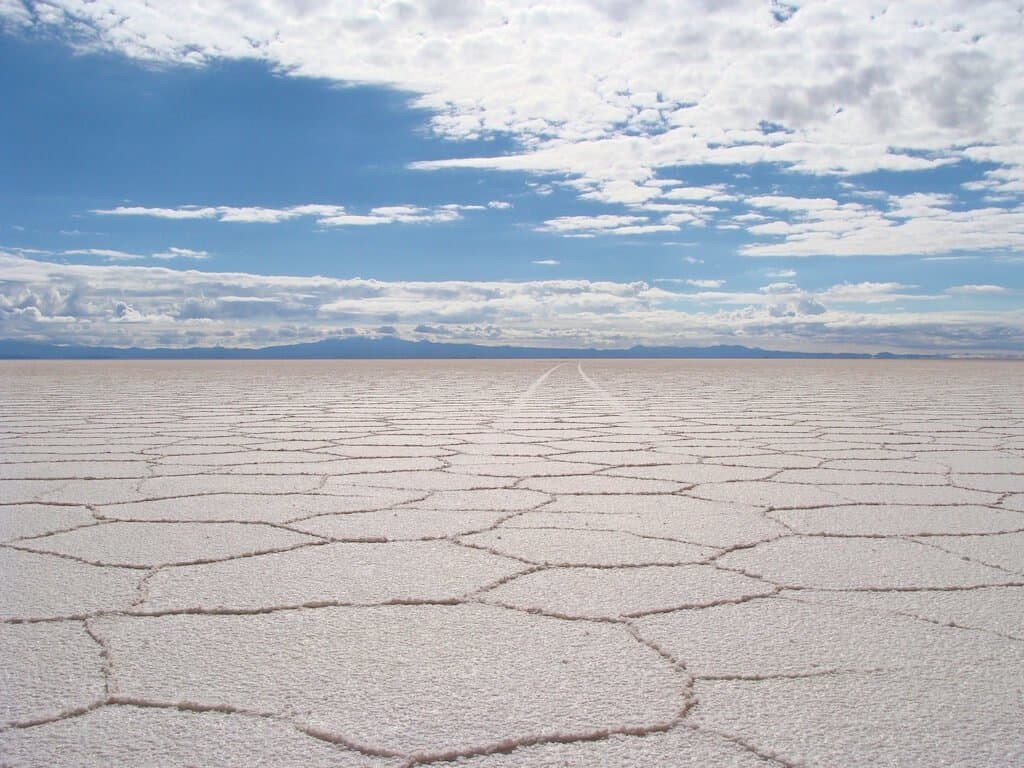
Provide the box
[1,0,1023,355]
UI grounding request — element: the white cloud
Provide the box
[537,214,678,237]
[2,252,1018,355]
[887,193,958,219]
[63,247,210,262]
[487,200,512,209]
[151,247,210,260]
[664,280,949,308]
[92,202,489,227]
[8,0,1021,247]
[740,194,1024,257]
[661,186,736,202]
[961,145,1024,196]
[760,282,799,295]
[94,206,223,220]
[655,277,727,290]
[0,0,32,27]
[606,224,680,235]
[821,282,917,297]
[320,205,463,226]
[819,282,947,303]
[63,248,144,261]
[0,246,52,257]
[532,259,560,265]
[948,284,1007,294]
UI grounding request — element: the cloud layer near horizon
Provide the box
[3,253,1021,354]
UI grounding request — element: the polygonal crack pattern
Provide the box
[1,358,1022,766]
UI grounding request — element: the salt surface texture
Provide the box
[1,359,1023,767]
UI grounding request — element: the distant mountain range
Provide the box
[0,336,943,360]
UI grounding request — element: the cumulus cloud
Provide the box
[661,186,737,202]
[741,194,1024,257]
[0,0,31,27]
[769,297,828,317]
[759,282,799,295]
[2,252,1019,355]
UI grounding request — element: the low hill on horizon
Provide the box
[0,336,944,360]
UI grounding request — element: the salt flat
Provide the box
[1,359,1023,767]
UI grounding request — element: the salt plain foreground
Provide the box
[1,359,1023,767]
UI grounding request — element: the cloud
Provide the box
[740,194,1024,257]
[92,202,491,227]
[92,205,234,221]
[151,247,210,260]
[63,248,144,261]
[661,279,952,312]
[760,282,799,294]
[63,247,210,262]
[539,178,1024,255]
[819,282,947,303]
[768,297,828,317]
[2,252,1019,355]
[537,215,677,237]
[10,0,1021,252]
[532,259,560,265]
[961,145,1024,197]
[111,300,174,324]
[655,277,726,289]
[322,205,466,226]
[661,186,736,202]
[820,282,917,296]
[0,246,52,257]
[487,201,512,209]
[948,284,1007,294]
[0,0,32,27]
[413,323,452,336]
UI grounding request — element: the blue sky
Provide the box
[1,1,1023,354]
